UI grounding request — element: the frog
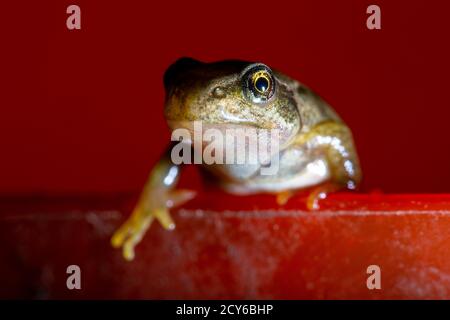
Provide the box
[111,58,361,260]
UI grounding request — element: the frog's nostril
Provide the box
[212,87,226,98]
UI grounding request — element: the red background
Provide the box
[1,0,450,300]
[1,0,450,195]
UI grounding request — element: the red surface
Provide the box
[1,191,450,299]
[1,0,450,194]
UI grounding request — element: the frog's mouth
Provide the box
[167,120,261,136]
[166,120,296,149]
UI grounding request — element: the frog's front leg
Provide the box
[294,121,362,209]
[111,150,195,261]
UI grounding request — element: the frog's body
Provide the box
[112,58,361,260]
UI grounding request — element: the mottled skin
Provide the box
[112,58,361,260]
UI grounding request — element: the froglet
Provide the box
[111,58,361,260]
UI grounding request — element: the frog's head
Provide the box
[164,58,301,147]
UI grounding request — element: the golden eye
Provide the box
[242,64,276,103]
[252,71,271,94]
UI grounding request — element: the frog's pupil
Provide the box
[255,77,269,93]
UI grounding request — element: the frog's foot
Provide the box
[306,182,341,210]
[111,205,155,261]
[111,189,196,261]
[276,190,294,206]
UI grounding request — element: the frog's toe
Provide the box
[122,215,153,261]
[165,189,197,208]
[276,191,293,206]
[306,190,327,210]
[111,218,132,249]
[153,208,175,230]
[111,208,154,261]
[154,189,196,230]
[306,182,341,210]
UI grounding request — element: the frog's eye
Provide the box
[242,64,275,104]
[252,71,271,94]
